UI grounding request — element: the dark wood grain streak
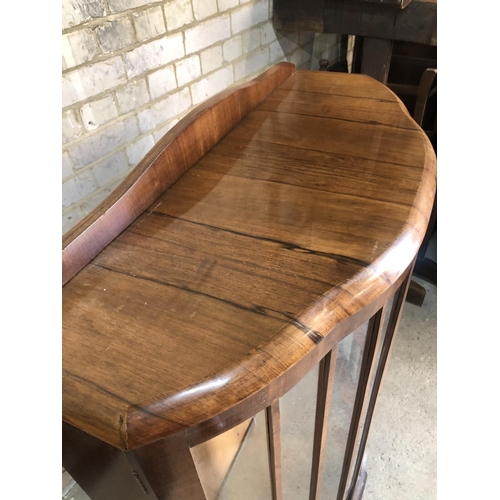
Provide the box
[309,348,338,500]
[62,62,295,285]
[63,70,436,452]
[266,401,283,500]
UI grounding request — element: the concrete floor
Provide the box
[63,278,436,500]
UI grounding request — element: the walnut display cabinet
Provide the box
[62,63,436,500]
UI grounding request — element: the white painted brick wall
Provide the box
[200,45,223,75]
[133,7,166,42]
[137,88,191,132]
[164,0,194,30]
[96,18,136,53]
[68,117,139,169]
[62,29,100,70]
[192,0,218,21]
[91,150,130,186]
[62,152,73,180]
[234,46,269,81]
[218,0,238,12]
[62,57,126,107]
[175,55,201,86]
[116,79,150,113]
[62,0,106,30]
[147,65,177,99]
[184,15,230,54]
[190,66,234,105]
[80,95,119,131]
[231,1,268,34]
[223,36,242,62]
[62,0,340,233]
[126,135,156,166]
[108,0,152,14]
[62,110,82,144]
[63,170,99,208]
[242,27,261,53]
[124,34,184,78]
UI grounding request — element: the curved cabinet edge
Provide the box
[62,62,296,286]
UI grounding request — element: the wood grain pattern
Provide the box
[360,38,393,83]
[62,62,295,286]
[323,0,437,46]
[63,69,436,453]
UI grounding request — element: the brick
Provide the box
[222,36,242,62]
[68,117,139,169]
[91,150,130,186]
[175,55,201,87]
[184,14,230,54]
[62,0,106,30]
[260,22,276,44]
[231,1,268,34]
[137,88,191,132]
[242,27,261,53]
[124,34,184,78]
[115,79,150,113]
[108,0,152,14]
[62,110,82,144]
[82,188,112,214]
[190,65,234,105]
[62,169,99,208]
[80,95,119,131]
[96,18,135,53]
[126,135,155,166]
[200,45,223,75]
[133,6,166,42]
[62,29,100,70]
[62,57,126,108]
[269,40,285,63]
[192,0,218,20]
[147,65,177,100]
[62,205,85,234]
[164,0,194,31]
[234,46,269,81]
[82,175,124,214]
[153,119,179,142]
[62,152,73,179]
[217,0,238,11]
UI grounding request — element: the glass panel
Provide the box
[345,300,395,495]
[217,410,272,500]
[280,363,320,499]
[320,320,369,499]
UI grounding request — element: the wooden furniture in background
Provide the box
[274,0,436,84]
[62,64,436,500]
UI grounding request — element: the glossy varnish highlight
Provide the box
[62,67,436,452]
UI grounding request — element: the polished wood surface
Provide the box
[62,63,294,285]
[63,67,436,456]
